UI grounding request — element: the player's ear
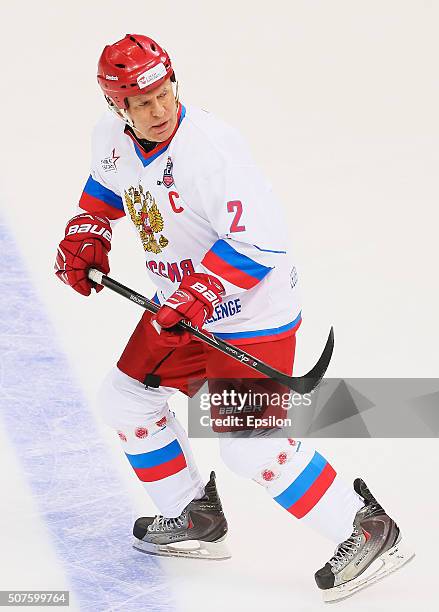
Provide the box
[173,80,180,106]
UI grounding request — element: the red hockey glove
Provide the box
[55,213,112,296]
[152,273,225,347]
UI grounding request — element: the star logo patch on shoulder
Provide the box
[101,148,120,172]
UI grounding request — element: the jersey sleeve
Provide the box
[77,119,125,221]
[78,173,125,220]
[195,163,288,295]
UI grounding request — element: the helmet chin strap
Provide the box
[104,81,180,141]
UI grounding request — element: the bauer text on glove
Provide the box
[152,273,225,346]
[54,213,112,296]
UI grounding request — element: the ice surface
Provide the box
[0,220,175,611]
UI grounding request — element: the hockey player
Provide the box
[55,34,413,601]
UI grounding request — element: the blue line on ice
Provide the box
[0,219,175,611]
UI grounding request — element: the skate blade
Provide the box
[133,536,231,560]
[322,539,415,603]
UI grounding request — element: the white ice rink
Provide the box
[1,1,438,610]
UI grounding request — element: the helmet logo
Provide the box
[137,62,167,89]
[105,74,118,80]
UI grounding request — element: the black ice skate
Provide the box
[132,471,230,560]
[315,478,415,602]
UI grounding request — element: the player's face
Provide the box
[127,79,178,142]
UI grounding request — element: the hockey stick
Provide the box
[88,269,334,394]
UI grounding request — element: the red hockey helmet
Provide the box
[97,34,174,110]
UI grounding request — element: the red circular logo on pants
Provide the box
[262,469,276,482]
[135,427,148,438]
[277,452,288,465]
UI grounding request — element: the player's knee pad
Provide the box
[97,367,175,434]
[219,434,306,483]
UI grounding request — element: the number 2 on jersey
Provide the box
[227,200,246,232]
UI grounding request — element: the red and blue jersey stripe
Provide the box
[202,239,273,290]
[274,451,336,519]
[126,104,186,167]
[125,439,187,482]
[79,175,125,219]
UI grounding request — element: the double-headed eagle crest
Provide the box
[124,185,169,253]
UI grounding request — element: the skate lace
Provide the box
[329,528,363,569]
[148,511,187,533]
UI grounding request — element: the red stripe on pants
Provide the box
[288,463,336,519]
[133,453,187,482]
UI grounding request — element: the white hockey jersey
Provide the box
[78,103,301,343]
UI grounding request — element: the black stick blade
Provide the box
[290,327,334,394]
[88,269,334,395]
